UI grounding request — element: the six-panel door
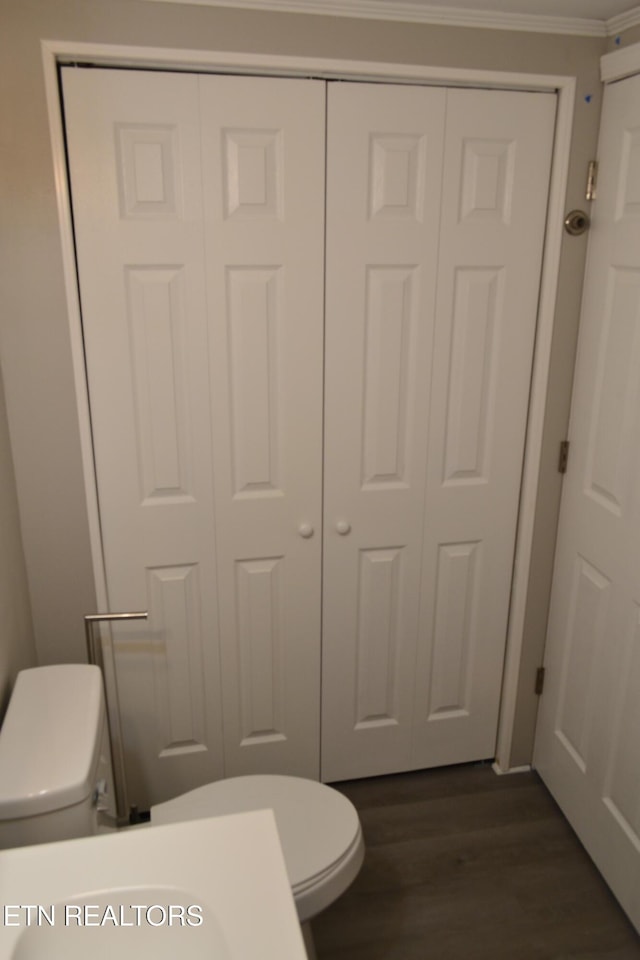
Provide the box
[534,72,640,933]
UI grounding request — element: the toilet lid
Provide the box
[151,775,362,894]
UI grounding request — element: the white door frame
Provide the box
[42,38,576,772]
[601,38,640,84]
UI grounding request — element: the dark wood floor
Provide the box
[312,764,640,960]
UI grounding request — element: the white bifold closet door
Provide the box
[63,68,325,807]
[322,83,556,780]
[63,67,555,808]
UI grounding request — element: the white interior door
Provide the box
[322,83,556,781]
[63,68,325,808]
[65,65,560,805]
[534,72,640,933]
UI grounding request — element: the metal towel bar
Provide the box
[84,612,148,823]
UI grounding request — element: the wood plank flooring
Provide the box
[312,764,640,960]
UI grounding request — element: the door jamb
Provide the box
[601,38,640,84]
[42,38,576,772]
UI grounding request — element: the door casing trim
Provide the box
[601,39,640,84]
[42,38,576,772]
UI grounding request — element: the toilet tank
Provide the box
[0,664,116,849]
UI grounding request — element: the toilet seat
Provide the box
[150,775,364,922]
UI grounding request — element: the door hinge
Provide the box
[586,160,598,201]
[558,440,570,474]
[535,666,546,696]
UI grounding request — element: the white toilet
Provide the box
[0,665,364,935]
[0,664,116,848]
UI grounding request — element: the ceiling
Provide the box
[145,0,640,35]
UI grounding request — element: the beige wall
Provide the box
[0,364,36,719]
[607,23,640,49]
[0,0,607,766]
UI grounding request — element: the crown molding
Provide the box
[607,5,640,35]
[140,0,618,37]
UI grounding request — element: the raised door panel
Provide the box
[322,82,447,781]
[412,88,556,768]
[534,73,640,933]
[199,75,325,778]
[62,68,225,807]
[427,541,481,720]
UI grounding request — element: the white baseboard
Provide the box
[492,762,532,776]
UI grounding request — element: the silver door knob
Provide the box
[298,523,314,539]
[335,520,351,535]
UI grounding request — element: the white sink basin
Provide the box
[11,889,226,959]
[0,810,308,959]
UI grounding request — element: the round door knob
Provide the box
[335,520,351,535]
[298,522,314,539]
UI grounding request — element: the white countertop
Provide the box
[0,810,308,959]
